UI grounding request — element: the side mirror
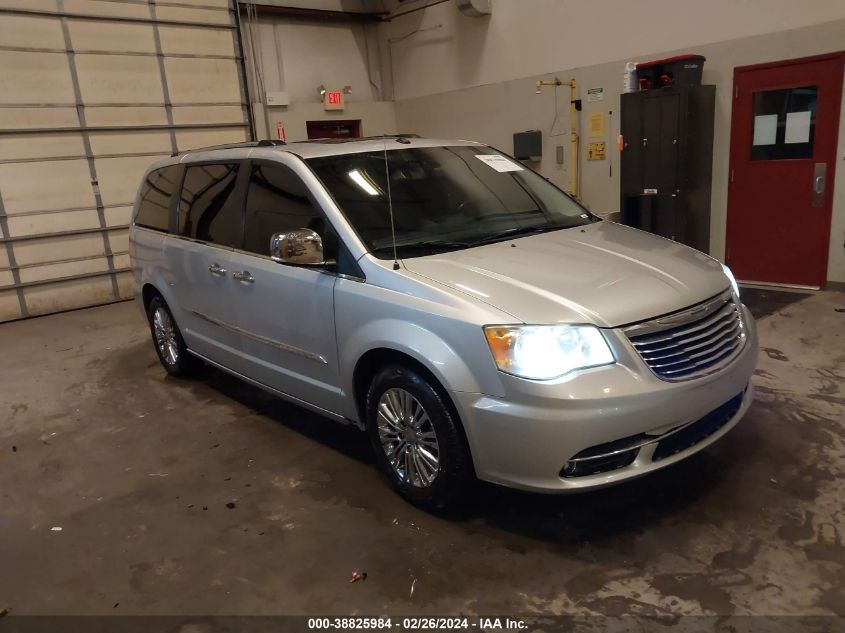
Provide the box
[270,229,328,266]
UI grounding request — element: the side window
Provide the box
[243,162,324,256]
[135,165,180,232]
[179,163,242,247]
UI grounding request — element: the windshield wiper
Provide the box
[410,239,472,248]
[370,225,566,257]
[371,239,471,255]
[469,224,561,246]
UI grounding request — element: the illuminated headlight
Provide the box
[483,325,614,380]
[722,263,740,298]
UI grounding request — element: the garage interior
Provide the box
[1,0,844,624]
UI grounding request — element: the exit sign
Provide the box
[324,90,345,111]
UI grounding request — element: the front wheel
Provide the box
[366,365,473,511]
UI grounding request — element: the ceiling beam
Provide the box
[239,2,386,22]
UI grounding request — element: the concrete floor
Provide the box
[0,291,843,618]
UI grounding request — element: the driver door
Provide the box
[226,158,343,414]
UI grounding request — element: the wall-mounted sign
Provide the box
[587,87,604,102]
[587,141,606,161]
[588,112,605,138]
[324,90,345,111]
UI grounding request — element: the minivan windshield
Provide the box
[306,145,597,258]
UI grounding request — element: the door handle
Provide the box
[812,163,827,208]
[232,270,255,284]
[208,263,227,276]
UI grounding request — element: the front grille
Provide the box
[624,291,745,381]
[652,390,744,461]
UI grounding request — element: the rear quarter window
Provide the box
[135,165,181,232]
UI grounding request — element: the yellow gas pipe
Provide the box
[536,77,580,199]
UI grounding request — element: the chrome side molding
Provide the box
[188,310,328,364]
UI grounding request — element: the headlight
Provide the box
[483,324,614,380]
[722,263,740,298]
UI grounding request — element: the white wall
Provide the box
[249,16,380,103]
[243,14,396,141]
[383,0,845,100]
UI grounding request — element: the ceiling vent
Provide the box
[456,0,491,17]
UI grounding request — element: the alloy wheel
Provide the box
[376,387,441,488]
[152,306,179,366]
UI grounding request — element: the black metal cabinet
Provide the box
[620,85,715,253]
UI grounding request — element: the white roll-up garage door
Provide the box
[0,0,253,322]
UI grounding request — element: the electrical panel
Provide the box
[555,145,565,165]
[513,130,542,161]
[265,91,291,106]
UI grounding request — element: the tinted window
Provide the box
[179,163,242,246]
[135,165,180,232]
[307,146,594,259]
[243,163,323,256]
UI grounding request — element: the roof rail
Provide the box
[171,139,286,157]
[292,133,421,145]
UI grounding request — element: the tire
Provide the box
[147,295,198,377]
[365,364,473,511]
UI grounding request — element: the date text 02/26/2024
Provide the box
[307,617,528,630]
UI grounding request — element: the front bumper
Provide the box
[451,305,758,493]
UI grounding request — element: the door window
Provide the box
[750,86,817,160]
[243,163,324,256]
[135,165,180,232]
[178,163,242,246]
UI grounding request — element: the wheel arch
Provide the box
[352,347,474,470]
[141,283,162,313]
[139,278,184,326]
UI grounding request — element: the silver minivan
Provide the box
[129,136,757,510]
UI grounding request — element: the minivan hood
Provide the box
[403,222,728,328]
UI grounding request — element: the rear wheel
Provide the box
[366,364,473,511]
[147,296,197,377]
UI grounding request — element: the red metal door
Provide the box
[726,53,844,288]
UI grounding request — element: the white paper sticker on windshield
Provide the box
[475,154,524,172]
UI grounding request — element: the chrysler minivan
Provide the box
[129,136,757,509]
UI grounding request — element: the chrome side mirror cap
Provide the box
[270,229,328,266]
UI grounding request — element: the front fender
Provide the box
[340,318,486,403]
[333,272,511,423]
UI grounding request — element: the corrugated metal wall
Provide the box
[0,0,253,322]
